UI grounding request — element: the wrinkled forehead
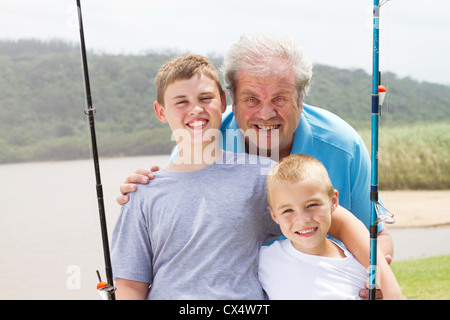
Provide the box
[235,67,298,100]
[239,55,293,77]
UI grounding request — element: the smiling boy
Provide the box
[110,54,281,299]
[259,154,402,299]
[153,59,226,169]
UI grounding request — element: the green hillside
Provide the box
[308,65,450,127]
[1,39,449,168]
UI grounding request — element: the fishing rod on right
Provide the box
[368,0,395,300]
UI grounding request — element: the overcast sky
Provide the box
[2,0,449,85]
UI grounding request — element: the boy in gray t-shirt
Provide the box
[112,151,279,299]
[111,55,280,299]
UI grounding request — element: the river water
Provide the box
[0,155,170,300]
[1,155,448,299]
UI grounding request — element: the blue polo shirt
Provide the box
[220,104,372,230]
[170,103,375,230]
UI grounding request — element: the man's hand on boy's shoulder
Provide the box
[116,166,160,205]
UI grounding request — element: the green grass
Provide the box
[390,255,450,300]
[358,121,450,190]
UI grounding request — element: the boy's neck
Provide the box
[291,238,346,259]
[166,141,222,172]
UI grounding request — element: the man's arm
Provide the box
[328,205,370,268]
[347,132,394,263]
[328,206,402,299]
[376,246,403,299]
[378,228,393,264]
[115,278,150,300]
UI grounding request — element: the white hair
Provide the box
[221,34,313,103]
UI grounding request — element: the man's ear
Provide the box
[154,101,168,123]
[229,91,238,114]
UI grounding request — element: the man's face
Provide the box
[232,67,302,159]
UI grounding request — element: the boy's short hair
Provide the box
[267,154,335,206]
[155,54,224,106]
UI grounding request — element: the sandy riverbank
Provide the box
[380,190,450,228]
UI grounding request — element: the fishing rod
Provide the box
[369,0,394,300]
[76,0,115,300]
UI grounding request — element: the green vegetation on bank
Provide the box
[391,255,450,300]
[1,39,449,190]
[358,122,450,190]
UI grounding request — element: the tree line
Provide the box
[0,39,449,164]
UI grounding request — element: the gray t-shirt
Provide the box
[111,151,281,299]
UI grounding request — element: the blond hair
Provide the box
[267,154,335,206]
[155,54,224,106]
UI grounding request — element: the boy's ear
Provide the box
[331,189,339,213]
[154,101,168,123]
[268,206,279,224]
[220,91,227,113]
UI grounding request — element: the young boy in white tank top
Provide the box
[259,154,403,300]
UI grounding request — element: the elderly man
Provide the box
[117,34,393,267]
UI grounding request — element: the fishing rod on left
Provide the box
[76,0,115,300]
